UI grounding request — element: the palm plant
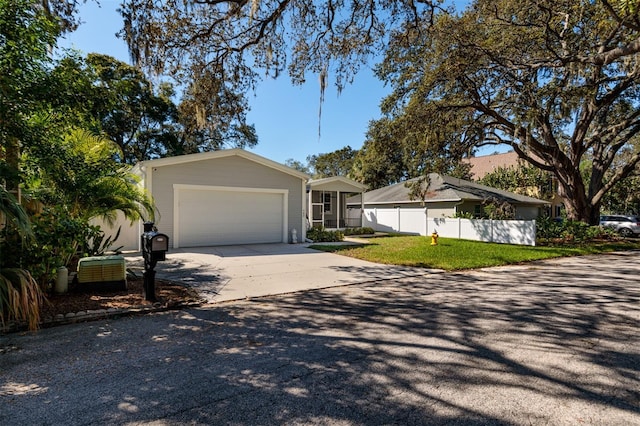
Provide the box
[19,129,155,285]
[0,267,44,331]
[30,129,155,224]
[0,186,30,233]
[0,186,44,331]
[2,122,155,332]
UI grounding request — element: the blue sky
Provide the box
[58,0,392,165]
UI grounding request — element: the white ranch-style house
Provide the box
[346,173,549,245]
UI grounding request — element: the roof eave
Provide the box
[308,176,367,190]
[348,198,463,205]
[136,149,310,181]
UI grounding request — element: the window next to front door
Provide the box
[323,192,332,213]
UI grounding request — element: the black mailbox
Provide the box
[141,222,169,264]
[143,232,169,262]
[140,221,169,301]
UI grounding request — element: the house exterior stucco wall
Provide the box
[514,205,540,220]
[146,155,305,247]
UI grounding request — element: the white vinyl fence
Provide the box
[362,207,536,246]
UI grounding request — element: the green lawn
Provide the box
[310,236,640,271]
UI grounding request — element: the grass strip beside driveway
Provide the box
[311,236,640,271]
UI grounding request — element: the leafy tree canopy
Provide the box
[117,0,444,136]
[307,145,358,178]
[478,164,555,201]
[49,52,258,163]
[1,0,59,189]
[284,158,310,174]
[177,76,258,158]
[49,52,177,163]
[119,0,441,87]
[355,114,473,189]
[40,0,85,33]
[375,0,640,224]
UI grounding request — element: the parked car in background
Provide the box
[599,215,640,237]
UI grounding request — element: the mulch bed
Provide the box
[40,277,202,319]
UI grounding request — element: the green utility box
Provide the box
[76,255,127,292]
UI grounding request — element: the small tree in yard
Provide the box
[482,197,516,220]
[11,129,155,286]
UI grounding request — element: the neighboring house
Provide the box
[463,151,522,180]
[463,152,564,217]
[307,176,367,229]
[347,173,549,236]
[102,149,309,250]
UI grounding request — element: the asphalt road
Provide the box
[1,251,639,425]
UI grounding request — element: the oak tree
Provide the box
[377,0,640,224]
[51,53,258,163]
[117,0,442,138]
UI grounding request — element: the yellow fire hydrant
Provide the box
[431,231,439,246]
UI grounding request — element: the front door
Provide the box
[311,202,324,228]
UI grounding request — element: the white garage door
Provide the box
[175,186,286,247]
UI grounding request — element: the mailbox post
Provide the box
[141,222,169,301]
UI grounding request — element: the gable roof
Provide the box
[349,173,549,206]
[134,149,310,180]
[308,176,367,191]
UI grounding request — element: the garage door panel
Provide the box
[177,188,284,247]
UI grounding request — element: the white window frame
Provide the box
[323,192,333,214]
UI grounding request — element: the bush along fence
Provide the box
[362,208,536,246]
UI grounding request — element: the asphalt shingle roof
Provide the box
[350,173,548,206]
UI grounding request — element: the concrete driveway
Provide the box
[126,243,433,303]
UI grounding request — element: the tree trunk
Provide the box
[587,202,602,225]
[556,170,600,225]
[5,136,21,203]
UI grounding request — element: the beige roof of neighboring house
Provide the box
[463,151,522,180]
